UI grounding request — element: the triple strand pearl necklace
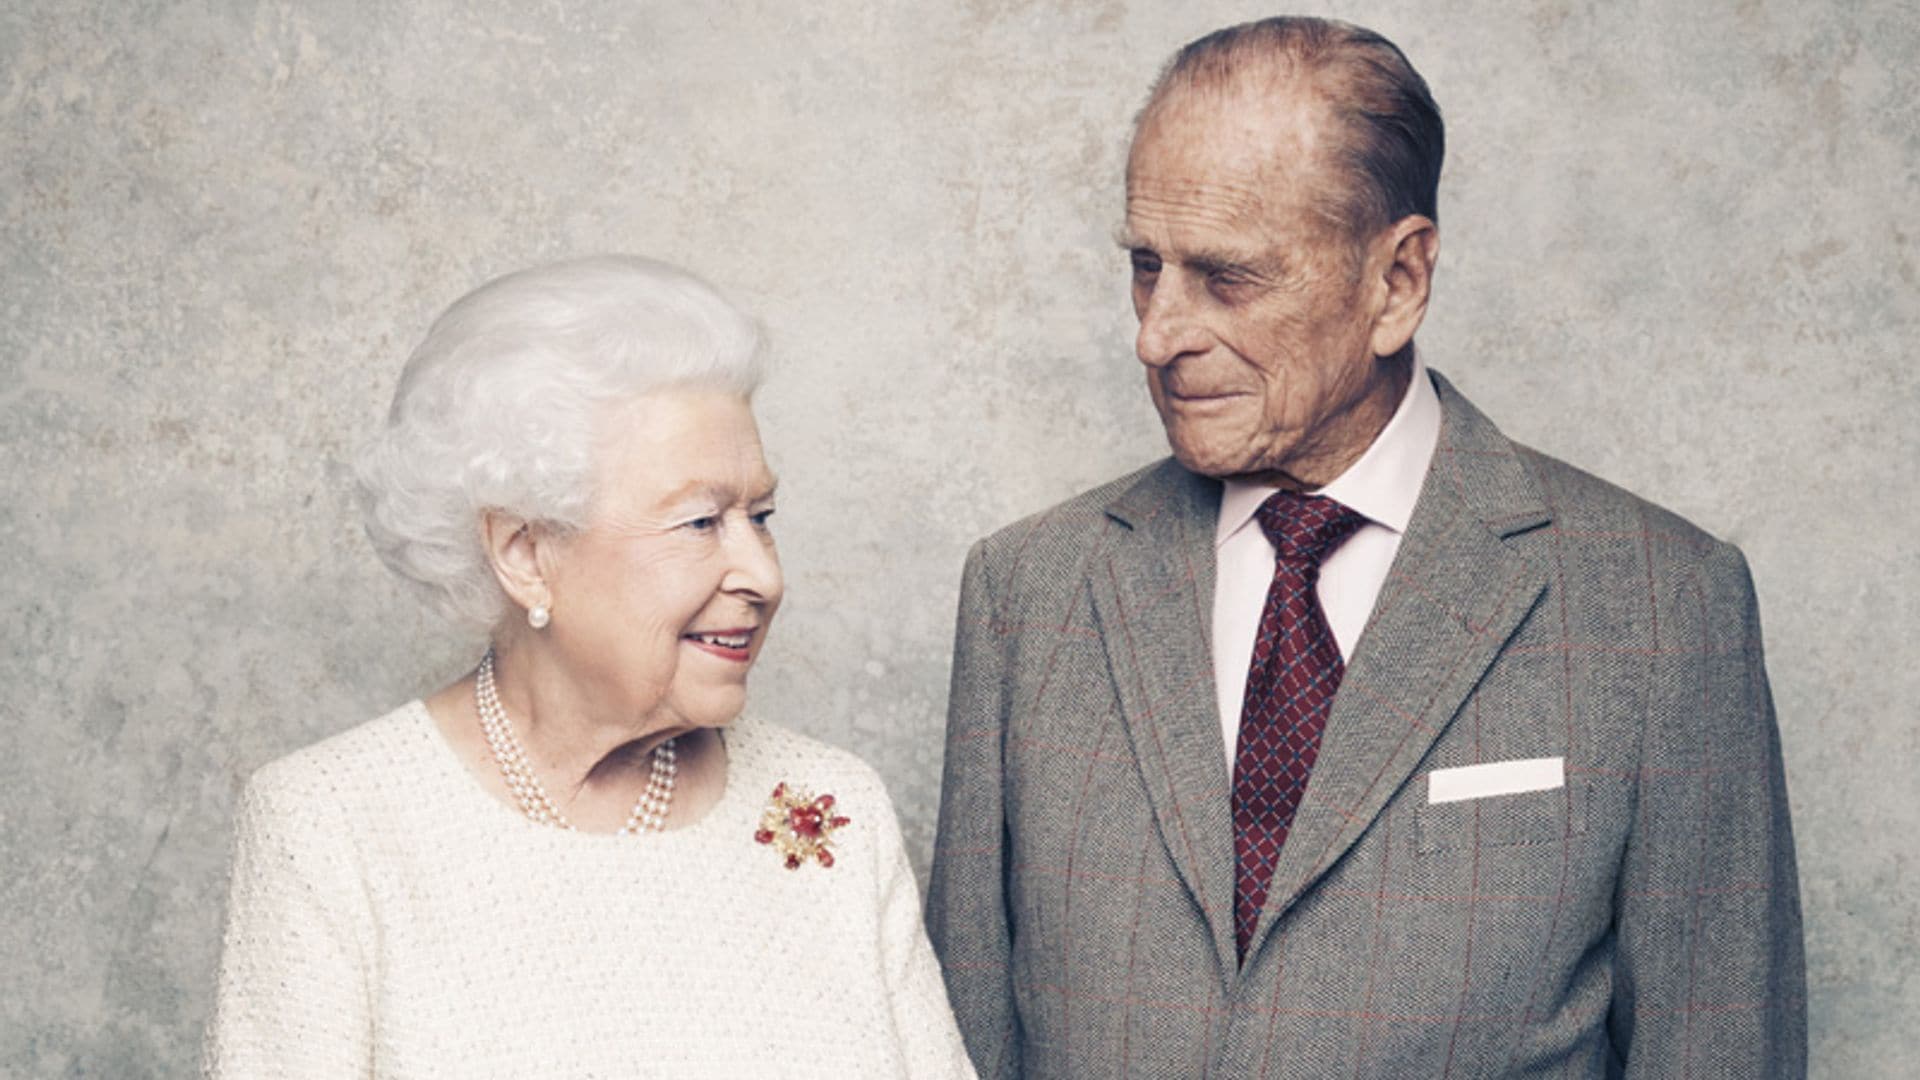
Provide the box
[474,650,677,835]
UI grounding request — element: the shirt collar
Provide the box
[1215,354,1443,548]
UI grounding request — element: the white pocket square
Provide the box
[1427,757,1565,804]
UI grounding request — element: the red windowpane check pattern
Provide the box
[1232,491,1366,961]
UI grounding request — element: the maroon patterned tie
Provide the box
[1232,491,1366,962]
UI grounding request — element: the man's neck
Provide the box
[1233,356,1415,491]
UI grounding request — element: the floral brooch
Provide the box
[755,783,851,869]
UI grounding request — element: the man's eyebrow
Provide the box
[1113,231,1280,281]
[1164,248,1274,280]
[1188,252,1253,275]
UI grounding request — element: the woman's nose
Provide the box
[723,520,783,604]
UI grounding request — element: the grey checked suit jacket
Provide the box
[926,372,1805,1078]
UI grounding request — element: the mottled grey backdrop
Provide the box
[3,0,1913,1075]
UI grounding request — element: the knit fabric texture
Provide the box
[205,702,976,1079]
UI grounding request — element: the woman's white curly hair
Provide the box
[355,255,765,632]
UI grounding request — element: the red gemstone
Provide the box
[817,793,835,810]
[772,783,785,799]
[754,829,774,844]
[784,854,801,870]
[829,816,850,828]
[790,806,823,837]
[817,849,835,868]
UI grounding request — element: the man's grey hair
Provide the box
[355,255,766,633]
[1140,16,1445,240]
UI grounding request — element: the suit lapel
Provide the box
[1247,373,1553,958]
[1086,460,1242,980]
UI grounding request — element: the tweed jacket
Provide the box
[926,372,1805,1078]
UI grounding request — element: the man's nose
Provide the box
[1135,275,1207,369]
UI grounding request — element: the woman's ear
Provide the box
[480,509,554,621]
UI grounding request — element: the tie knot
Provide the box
[1254,491,1366,567]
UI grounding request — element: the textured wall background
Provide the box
[3,0,1913,1075]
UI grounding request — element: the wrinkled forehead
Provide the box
[1128,76,1332,188]
[1126,77,1351,235]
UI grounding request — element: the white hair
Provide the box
[355,255,766,632]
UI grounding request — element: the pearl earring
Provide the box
[528,603,550,629]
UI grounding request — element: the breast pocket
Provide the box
[1415,777,1589,856]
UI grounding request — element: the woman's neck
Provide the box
[426,644,730,832]
[488,643,682,796]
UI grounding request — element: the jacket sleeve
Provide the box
[203,769,374,1079]
[870,781,981,1080]
[926,539,1022,1080]
[1609,541,1807,1076]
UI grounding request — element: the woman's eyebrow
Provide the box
[657,479,780,505]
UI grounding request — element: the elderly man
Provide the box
[927,16,1805,1079]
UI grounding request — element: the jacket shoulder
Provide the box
[968,457,1200,591]
[1513,444,1719,548]
[1509,443,1756,611]
[978,459,1166,544]
[1432,368,1744,584]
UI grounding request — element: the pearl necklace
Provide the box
[474,650,676,835]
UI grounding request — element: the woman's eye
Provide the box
[684,515,719,531]
[750,508,776,528]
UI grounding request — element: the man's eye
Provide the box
[1207,270,1255,297]
[1130,252,1161,276]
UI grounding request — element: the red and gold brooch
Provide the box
[754,783,851,869]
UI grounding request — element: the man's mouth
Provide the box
[1165,387,1246,404]
[1158,372,1244,403]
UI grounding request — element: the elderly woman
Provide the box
[205,256,975,1078]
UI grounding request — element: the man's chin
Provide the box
[1166,439,1253,481]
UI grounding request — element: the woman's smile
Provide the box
[682,627,757,662]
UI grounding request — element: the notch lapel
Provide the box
[1086,460,1242,980]
[1246,374,1553,959]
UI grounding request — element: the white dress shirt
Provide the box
[1212,358,1442,766]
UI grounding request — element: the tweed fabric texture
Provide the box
[1232,493,1365,959]
[206,704,975,1079]
[926,371,1805,1079]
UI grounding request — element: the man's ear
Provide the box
[480,509,554,620]
[1368,214,1439,359]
